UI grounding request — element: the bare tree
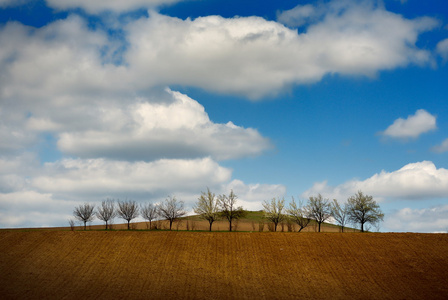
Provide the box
[194,188,220,231]
[218,190,247,232]
[73,203,95,230]
[68,219,75,231]
[263,197,286,232]
[158,196,186,230]
[347,191,384,232]
[141,202,158,230]
[287,197,311,232]
[308,194,331,232]
[331,199,349,232]
[96,199,117,230]
[117,200,139,230]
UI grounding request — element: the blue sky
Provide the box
[0,0,447,232]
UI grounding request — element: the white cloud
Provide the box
[45,0,184,14]
[124,3,437,98]
[436,38,448,61]
[0,110,37,153]
[277,4,317,27]
[0,18,271,161]
[384,205,448,232]
[302,161,448,201]
[0,191,76,228]
[224,179,286,211]
[32,157,232,197]
[56,89,271,161]
[381,109,437,139]
[0,2,439,100]
[0,16,127,103]
[0,154,285,228]
[432,138,448,153]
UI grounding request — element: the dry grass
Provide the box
[1,231,447,299]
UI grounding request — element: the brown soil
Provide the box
[0,231,447,299]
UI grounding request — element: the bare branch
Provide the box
[217,190,246,232]
[263,197,286,232]
[158,196,186,230]
[96,199,117,230]
[73,203,95,230]
[141,202,158,230]
[117,200,139,230]
[307,194,331,232]
[330,199,349,232]
[194,188,220,231]
[287,197,311,232]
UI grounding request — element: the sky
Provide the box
[0,0,447,232]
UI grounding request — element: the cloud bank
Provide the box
[0,1,438,100]
[385,205,448,233]
[56,89,271,161]
[303,161,448,201]
[0,154,285,228]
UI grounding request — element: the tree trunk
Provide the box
[318,222,321,232]
[169,220,173,230]
[274,223,277,232]
[127,220,130,230]
[229,219,232,232]
[84,221,86,231]
[105,221,108,230]
[209,221,213,232]
[361,222,364,232]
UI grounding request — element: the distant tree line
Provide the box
[72,196,186,231]
[262,191,384,232]
[71,190,383,233]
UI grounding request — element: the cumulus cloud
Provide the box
[45,0,184,14]
[56,89,271,161]
[0,17,271,161]
[436,38,448,61]
[381,109,437,139]
[431,138,448,153]
[385,205,448,233]
[0,2,439,99]
[124,2,437,98]
[302,161,448,201]
[0,15,127,104]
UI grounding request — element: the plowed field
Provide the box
[0,231,447,299]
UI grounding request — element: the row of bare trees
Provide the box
[72,190,383,232]
[72,196,186,230]
[193,189,247,231]
[263,191,384,232]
